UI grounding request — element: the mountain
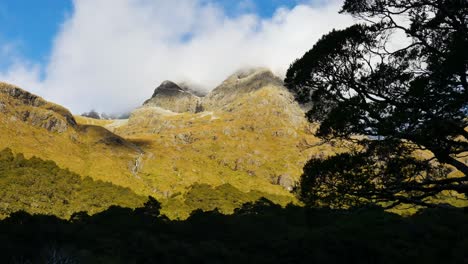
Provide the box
[203,68,284,111]
[143,81,202,113]
[0,83,77,133]
[0,82,149,194]
[0,69,338,218]
[103,68,339,216]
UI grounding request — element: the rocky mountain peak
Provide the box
[143,81,202,113]
[150,81,188,97]
[138,68,301,116]
[223,67,283,87]
[202,68,285,111]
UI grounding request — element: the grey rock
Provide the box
[175,133,195,144]
[203,68,284,110]
[0,82,77,132]
[223,127,232,136]
[20,110,70,133]
[1,84,45,107]
[277,174,295,191]
[143,81,202,113]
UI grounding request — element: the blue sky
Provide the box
[0,0,305,69]
[0,0,72,67]
[220,0,306,17]
[0,0,351,113]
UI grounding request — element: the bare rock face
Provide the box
[0,82,77,133]
[1,84,46,107]
[201,68,306,128]
[203,68,284,111]
[143,81,202,113]
[139,69,305,128]
[131,68,306,131]
[277,174,296,191]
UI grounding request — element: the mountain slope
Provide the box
[0,148,145,219]
[100,68,339,218]
[0,69,339,219]
[0,82,151,194]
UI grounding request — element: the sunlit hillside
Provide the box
[0,82,152,195]
[0,69,342,218]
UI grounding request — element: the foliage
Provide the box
[183,183,293,214]
[285,0,468,207]
[2,75,324,206]
[0,148,293,220]
[105,84,327,204]
[0,148,146,218]
[0,198,467,263]
[0,92,152,196]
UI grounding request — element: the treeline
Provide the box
[1,199,467,263]
[0,148,293,219]
[162,183,294,218]
[0,148,146,218]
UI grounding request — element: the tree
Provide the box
[285,0,467,208]
[138,196,162,218]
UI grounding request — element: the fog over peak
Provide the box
[0,0,354,114]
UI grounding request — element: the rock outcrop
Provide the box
[200,68,306,128]
[109,68,315,192]
[140,68,304,127]
[0,68,334,218]
[202,68,284,111]
[143,81,202,113]
[0,82,77,132]
[277,174,295,191]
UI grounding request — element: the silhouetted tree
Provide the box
[285,0,467,208]
[141,196,162,217]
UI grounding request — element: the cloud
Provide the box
[0,41,43,94]
[0,0,354,114]
[0,61,43,94]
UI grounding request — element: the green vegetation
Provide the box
[286,0,467,208]
[0,148,293,220]
[1,76,328,206]
[1,198,467,263]
[156,183,295,219]
[0,83,151,196]
[0,148,146,219]
[183,183,294,213]
[110,84,322,198]
[0,2,466,261]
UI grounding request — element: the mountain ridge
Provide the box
[143,80,202,113]
[141,68,287,114]
[0,68,338,218]
[0,82,77,132]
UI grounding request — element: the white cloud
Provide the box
[0,62,43,94]
[0,42,44,94]
[0,0,354,114]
